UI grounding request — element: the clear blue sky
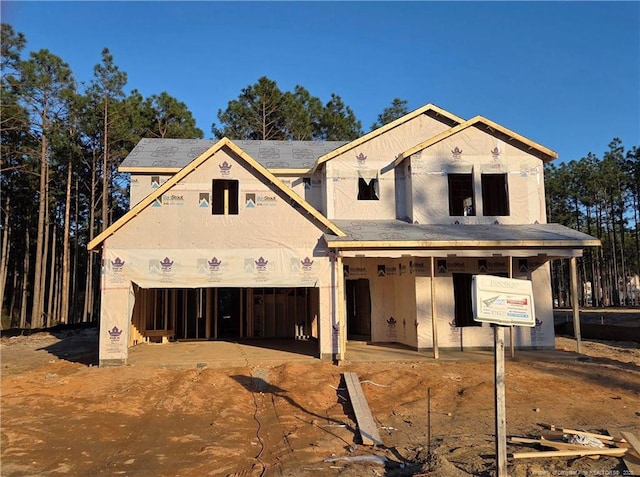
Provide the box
[4,1,639,163]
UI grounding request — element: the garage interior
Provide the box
[130,286,320,345]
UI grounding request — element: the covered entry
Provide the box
[131,286,319,343]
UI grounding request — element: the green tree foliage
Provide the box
[318,93,362,141]
[545,140,640,308]
[212,77,362,141]
[0,24,204,328]
[144,92,203,139]
[17,48,76,328]
[370,98,409,130]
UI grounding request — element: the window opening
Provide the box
[481,173,509,216]
[212,179,239,215]
[448,173,474,216]
[358,171,379,201]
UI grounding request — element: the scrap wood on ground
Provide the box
[508,423,640,473]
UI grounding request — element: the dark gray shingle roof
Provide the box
[119,138,348,171]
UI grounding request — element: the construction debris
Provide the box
[342,372,384,446]
[508,423,639,463]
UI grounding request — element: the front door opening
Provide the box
[346,279,371,340]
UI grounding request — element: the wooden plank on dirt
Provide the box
[541,423,622,442]
[510,436,610,452]
[511,447,627,459]
[343,372,383,446]
[619,431,640,475]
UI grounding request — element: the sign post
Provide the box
[472,275,535,477]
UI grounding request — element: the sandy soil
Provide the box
[1,317,639,477]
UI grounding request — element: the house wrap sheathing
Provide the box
[89,104,599,366]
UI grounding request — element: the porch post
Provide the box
[570,257,582,354]
[430,256,439,359]
[508,256,515,358]
[336,254,346,361]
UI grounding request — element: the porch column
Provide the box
[336,254,346,361]
[570,257,582,353]
[508,256,515,358]
[99,281,133,367]
[430,257,439,359]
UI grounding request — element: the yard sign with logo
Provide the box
[472,275,535,327]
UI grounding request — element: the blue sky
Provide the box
[3,1,639,163]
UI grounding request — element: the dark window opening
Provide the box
[453,273,480,327]
[482,173,509,216]
[212,179,239,215]
[303,177,311,190]
[358,177,379,200]
[448,174,474,216]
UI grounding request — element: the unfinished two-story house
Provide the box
[88,104,599,366]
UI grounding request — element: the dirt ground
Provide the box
[2,311,640,477]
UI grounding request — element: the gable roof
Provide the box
[119,138,347,174]
[311,103,465,173]
[395,115,558,166]
[88,138,345,250]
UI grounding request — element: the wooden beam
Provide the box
[619,431,640,475]
[542,424,621,442]
[511,448,627,459]
[343,372,383,446]
[510,436,616,451]
[620,432,640,455]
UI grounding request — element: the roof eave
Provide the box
[325,239,601,249]
[395,116,558,166]
[311,103,464,173]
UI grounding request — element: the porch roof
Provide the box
[324,220,600,251]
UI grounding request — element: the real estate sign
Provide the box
[472,275,535,327]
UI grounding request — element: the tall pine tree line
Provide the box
[545,141,640,307]
[2,22,635,330]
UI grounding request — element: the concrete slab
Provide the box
[127,339,319,369]
[125,338,581,369]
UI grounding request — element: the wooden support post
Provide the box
[430,257,439,359]
[570,257,582,354]
[494,325,507,477]
[508,257,515,359]
[336,254,346,361]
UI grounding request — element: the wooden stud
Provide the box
[511,448,627,459]
[542,424,621,442]
[343,372,383,446]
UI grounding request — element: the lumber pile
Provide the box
[508,423,640,469]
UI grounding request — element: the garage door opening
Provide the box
[132,286,319,343]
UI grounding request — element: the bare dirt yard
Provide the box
[2,310,640,477]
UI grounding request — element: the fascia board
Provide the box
[396,116,558,166]
[311,103,464,173]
